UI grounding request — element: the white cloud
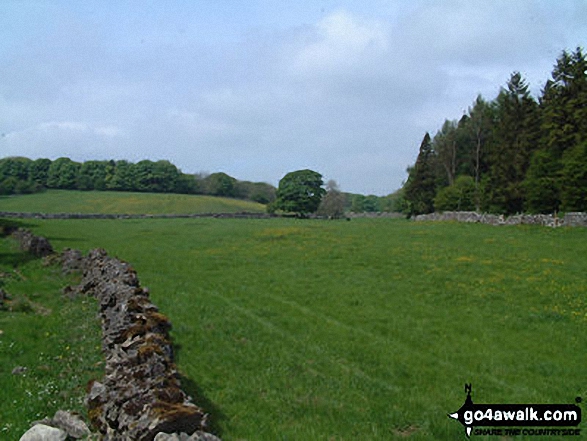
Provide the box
[34,121,122,138]
[37,121,88,132]
[3,121,124,161]
[292,10,388,74]
[94,125,123,138]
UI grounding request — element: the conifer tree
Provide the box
[525,47,587,213]
[560,141,587,212]
[404,133,436,216]
[484,72,540,214]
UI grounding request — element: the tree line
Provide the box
[402,47,587,216]
[0,157,277,204]
[0,154,408,214]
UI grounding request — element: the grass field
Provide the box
[0,190,266,214]
[0,224,103,439]
[11,217,585,440]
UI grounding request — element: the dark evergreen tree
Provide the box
[404,133,437,216]
[526,47,587,213]
[560,141,587,212]
[402,48,586,215]
[540,47,587,156]
[484,72,540,214]
[523,149,562,213]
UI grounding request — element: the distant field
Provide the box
[17,217,586,440]
[0,190,266,214]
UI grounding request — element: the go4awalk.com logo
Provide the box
[448,384,582,438]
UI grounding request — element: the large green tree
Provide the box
[0,157,36,195]
[132,160,180,193]
[47,157,81,190]
[29,158,52,187]
[464,95,495,206]
[434,175,477,212]
[234,181,276,203]
[107,160,135,191]
[273,169,325,216]
[204,172,237,197]
[77,160,114,191]
[433,120,460,187]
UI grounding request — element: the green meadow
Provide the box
[0,190,265,214]
[0,223,103,439]
[4,214,584,440]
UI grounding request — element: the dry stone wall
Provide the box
[413,211,587,227]
[10,229,220,441]
[65,249,220,441]
[12,228,54,257]
[346,212,404,219]
[0,211,273,220]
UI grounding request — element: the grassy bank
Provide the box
[0,190,266,214]
[0,226,103,439]
[19,217,586,440]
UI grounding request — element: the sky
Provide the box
[1,1,586,195]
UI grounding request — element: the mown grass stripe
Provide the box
[207,289,401,395]
[237,288,538,398]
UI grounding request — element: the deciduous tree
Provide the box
[317,180,346,218]
[273,169,325,216]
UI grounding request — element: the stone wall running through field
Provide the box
[65,248,219,441]
[11,229,220,441]
[413,211,587,227]
[0,211,274,220]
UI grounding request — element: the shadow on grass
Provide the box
[44,236,86,243]
[178,372,227,438]
[174,341,226,437]
[0,219,46,268]
[0,251,38,268]
[0,218,85,249]
[0,219,37,236]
